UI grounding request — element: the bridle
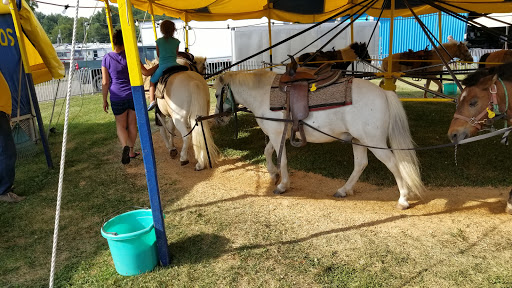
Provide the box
[453,78,509,130]
[216,84,236,114]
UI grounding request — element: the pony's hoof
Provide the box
[180,160,189,166]
[396,202,410,210]
[334,192,346,198]
[506,203,512,215]
[272,173,281,185]
[170,149,178,159]
[194,164,205,171]
[273,189,284,195]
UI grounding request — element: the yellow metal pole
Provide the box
[350,16,354,43]
[438,12,442,43]
[149,1,157,41]
[267,16,273,70]
[184,20,189,52]
[382,0,396,90]
[104,0,115,50]
[117,0,170,266]
[117,1,142,85]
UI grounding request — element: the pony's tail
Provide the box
[189,80,219,169]
[384,90,424,197]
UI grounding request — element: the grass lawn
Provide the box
[1,81,511,287]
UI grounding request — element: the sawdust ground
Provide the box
[126,131,511,230]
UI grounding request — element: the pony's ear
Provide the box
[491,74,499,85]
[478,74,497,89]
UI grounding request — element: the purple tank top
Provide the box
[102,51,132,101]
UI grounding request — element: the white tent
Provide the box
[474,13,512,49]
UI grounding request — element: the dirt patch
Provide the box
[124,132,512,286]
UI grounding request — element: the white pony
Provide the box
[213,70,424,209]
[143,58,218,170]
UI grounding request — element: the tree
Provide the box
[34,5,175,44]
[26,0,38,12]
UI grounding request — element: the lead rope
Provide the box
[454,144,458,166]
[49,0,79,287]
[498,78,509,145]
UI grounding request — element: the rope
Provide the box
[49,0,79,286]
[208,105,512,152]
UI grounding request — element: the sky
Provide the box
[35,0,115,18]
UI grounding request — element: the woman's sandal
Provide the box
[121,146,130,164]
[130,152,141,158]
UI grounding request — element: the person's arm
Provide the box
[101,66,110,113]
[140,62,159,76]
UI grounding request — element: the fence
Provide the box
[34,49,500,103]
[35,68,99,102]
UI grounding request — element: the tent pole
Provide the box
[267,16,273,70]
[381,0,397,90]
[149,1,158,41]
[506,26,509,50]
[8,0,53,169]
[350,16,354,42]
[184,21,189,52]
[438,12,442,42]
[118,0,170,267]
[104,0,115,50]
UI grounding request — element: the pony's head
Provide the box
[444,41,473,62]
[143,59,159,90]
[350,42,371,64]
[177,54,207,75]
[447,63,512,142]
[213,73,234,126]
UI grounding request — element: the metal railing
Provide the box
[35,68,99,102]
[34,49,498,102]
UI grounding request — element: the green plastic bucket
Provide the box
[101,209,158,276]
[443,83,458,95]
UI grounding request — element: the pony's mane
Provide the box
[478,53,490,68]
[349,42,366,51]
[223,70,276,89]
[462,62,512,87]
[439,41,458,49]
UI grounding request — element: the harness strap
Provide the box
[453,77,509,130]
[498,78,509,128]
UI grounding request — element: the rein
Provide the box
[453,78,509,130]
[215,85,512,153]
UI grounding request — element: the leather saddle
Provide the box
[278,55,343,147]
[398,48,432,69]
[158,65,190,85]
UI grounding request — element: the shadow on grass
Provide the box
[168,233,230,266]
[2,114,195,286]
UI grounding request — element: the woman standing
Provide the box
[101,29,158,164]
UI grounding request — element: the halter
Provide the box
[217,84,236,114]
[453,78,509,130]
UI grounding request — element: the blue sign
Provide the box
[0,13,30,118]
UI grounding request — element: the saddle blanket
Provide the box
[269,74,353,111]
[155,65,189,99]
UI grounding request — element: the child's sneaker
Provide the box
[147,101,157,111]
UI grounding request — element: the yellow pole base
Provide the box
[381,78,396,91]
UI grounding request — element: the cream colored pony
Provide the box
[214,70,424,210]
[143,57,218,170]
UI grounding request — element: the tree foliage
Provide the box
[34,5,172,44]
